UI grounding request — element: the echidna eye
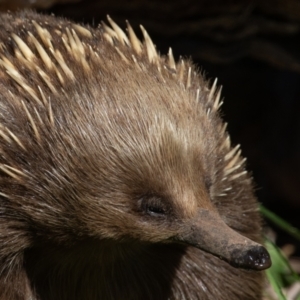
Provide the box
[139,195,168,218]
[146,205,166,217]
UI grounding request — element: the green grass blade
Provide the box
[260,205,300,241]
[265,239,287,300]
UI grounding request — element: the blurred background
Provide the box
[1,0,299,258]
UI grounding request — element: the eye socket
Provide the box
[139,195,168,218]
[146,204,166,217]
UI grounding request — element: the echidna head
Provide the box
[65,79,270,271]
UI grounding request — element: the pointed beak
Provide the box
[176,209,271,270]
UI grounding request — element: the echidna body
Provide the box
[0,11,270,300]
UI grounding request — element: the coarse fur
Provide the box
[0,11,266,300]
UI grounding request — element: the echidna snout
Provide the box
[231,245,271,270]
[176,209,271,270]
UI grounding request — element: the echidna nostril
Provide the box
[246,246,272,270]
[231,246,272,270]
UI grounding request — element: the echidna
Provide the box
[0,10,271,300]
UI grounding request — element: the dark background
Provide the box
[1,0,299,255]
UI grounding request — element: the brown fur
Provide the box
[0,11,268,299]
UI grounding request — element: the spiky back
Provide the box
[0,11,264,300]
